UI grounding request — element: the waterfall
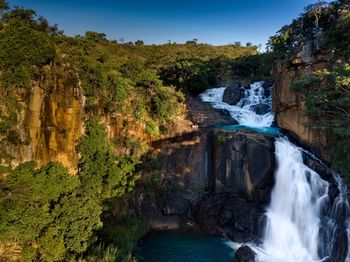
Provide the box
[200,81,350,262]
[200,82,274,128]
[256,138,329,262]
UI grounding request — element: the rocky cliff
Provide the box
[273,37,334,162]
[129,97,276,235]
[0,65,84,172]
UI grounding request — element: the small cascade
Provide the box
[319,175,350,261]
[200,82,274,128]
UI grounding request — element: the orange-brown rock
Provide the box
[273,39,333,161]
[1,65,84,173]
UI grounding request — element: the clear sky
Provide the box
[8,0,327,49]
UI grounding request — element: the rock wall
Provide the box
[273,38,333,161]
[1,65,84,173]
[211,130,275,202]
[127,98,276,235]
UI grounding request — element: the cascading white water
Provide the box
[200,81,350,262]
[255,138,329,262]
[200,82,274,128]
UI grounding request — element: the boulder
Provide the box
[223,81,242,105]
[249,104,270,115]
[235,245,256,262]
[192,194,266,242]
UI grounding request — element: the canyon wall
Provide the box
[273,37,335,162]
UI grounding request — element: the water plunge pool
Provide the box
[136,231,235,262]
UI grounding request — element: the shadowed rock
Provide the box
[223,81,242,105]
[192,194,266,242]
[235,245,256,262]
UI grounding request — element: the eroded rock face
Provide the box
[211,130,275,202]
[152,129,276,218]
[223,81,242,105]
[130,130,275,238]
[273,38,333,162]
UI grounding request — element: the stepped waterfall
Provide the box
[201,82,350,262]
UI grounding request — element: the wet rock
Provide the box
[223,81,242,105]
[319,225,348,262]
[235,245,256,262]
[187,97,238,127]
[249,104,270,115]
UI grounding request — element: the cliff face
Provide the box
[131,98,276,230]
[273,37,334,161]
[1,65,85,172]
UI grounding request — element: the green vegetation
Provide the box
[231,52,276,82]
[0,0,274,261]
[0,162,101,261]
[78,119,137,201]
[0,120,147,261]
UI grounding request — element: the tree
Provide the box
[303,1,328,28]
[0,0,9,14]
[78,119,136,200]
[85,31,107,43]
[135,40,144,46]
[186,38,198,44]
[0,162,102,261]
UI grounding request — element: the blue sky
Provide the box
[8,0,328,49]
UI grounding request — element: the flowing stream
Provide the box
[202,82,350,262]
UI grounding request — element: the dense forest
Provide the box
[1,0,350,261]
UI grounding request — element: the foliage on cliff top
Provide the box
[267,0,350,58]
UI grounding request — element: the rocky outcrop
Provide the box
[129,98,275,239]
[152,129,275,218]
[273,37,333,161]
[223,81,242,105]
[250,104,270,115]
